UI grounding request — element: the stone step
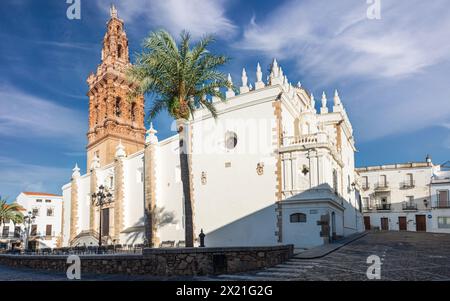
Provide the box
[217,274,278,281]
[255,271,304,278]
[265,266,311,273]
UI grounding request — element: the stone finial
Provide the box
[333,89,343,113]
[90,154,100,170]
[226,73,235,98]
[272,59,279,77]
[310,93,316,113]
[110,4,118,18]
[146,123,159,145]
[279,67,284,80]
[255,63,265,89]
[240,68,249,94]
[297,81,302,88]
[115,140,127,158]
[334,89,341,105]
[72,164,81,178]
[321,91,329,114]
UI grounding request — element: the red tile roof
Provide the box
[23,192,62,197]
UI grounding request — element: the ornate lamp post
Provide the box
[23,211,36,252]
[91,185,113,247]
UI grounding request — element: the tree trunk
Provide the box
[177,119,194,247]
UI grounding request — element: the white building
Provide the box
[0,192,63,250]
[430,162,450,233]
[61,8,363,250]
[357,157,435,232]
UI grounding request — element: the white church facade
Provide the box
[61,9,364,249]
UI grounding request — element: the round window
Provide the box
[225,131,238,150]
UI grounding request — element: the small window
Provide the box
[438,217,450,229]
[131,102,136,122]
[2,226,9,237]
[36,199,42,203]
[32,209,39,217]
[45,199,51,203]
[290,213,307,223]
[46,225,52,237]
[47,208,54,217]
[225,131,238,150]
[117,44,123,59]
[115,97,122,117]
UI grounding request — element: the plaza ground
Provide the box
[1,231,450,281]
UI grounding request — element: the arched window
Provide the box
[117,44,123,59]
[115,97,121,117]
[290,213,307,223]
[131,102,136,122]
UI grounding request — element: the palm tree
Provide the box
[0,197,24,230]
[128,30,233,247]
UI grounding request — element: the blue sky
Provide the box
[1,0,450,200]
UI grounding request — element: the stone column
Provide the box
[144,124,159,247]
[69,164,81,244]
[113,141,126,242]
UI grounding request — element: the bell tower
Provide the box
[86,5,145,168]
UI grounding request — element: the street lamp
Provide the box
[23,211,36,252]
[91,185,113,247]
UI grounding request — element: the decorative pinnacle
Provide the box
[110,4,118,18]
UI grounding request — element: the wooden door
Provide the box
[416,215,426,232]
[364,216,371,230]
[398,217,407,231]
[381,218,389,231]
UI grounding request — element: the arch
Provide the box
[131,102,136,122]
[290,213,307,223]
[115,97,122,117]
[117,44,123,59]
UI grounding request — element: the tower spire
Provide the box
[110,4,118,19]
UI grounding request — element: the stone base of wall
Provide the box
[0,245,293,276]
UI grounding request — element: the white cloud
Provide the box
[96,0,236,39]
[237,0,450,80]
[0,85,85,144]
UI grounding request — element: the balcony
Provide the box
[399,181,415,190]
[376,203,391,211]
[374,182,390,191]
[433,201,450,209]
[362,206,373,212]
[402,203,418,211]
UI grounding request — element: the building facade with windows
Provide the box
[430,162,450,233]
[357,159,436,232]
[61,7,364,250]
[0,192,63,250]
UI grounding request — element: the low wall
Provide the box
[0,245,293,276]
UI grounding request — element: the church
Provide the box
[61,7,364,249]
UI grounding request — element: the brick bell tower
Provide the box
[86,5,145,168]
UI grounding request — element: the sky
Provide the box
[1,0,450,200]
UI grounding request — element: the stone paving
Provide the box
[1,231,450,281]
[212,231,450,281]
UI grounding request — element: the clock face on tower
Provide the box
[86,10,145,169]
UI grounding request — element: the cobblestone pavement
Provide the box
[212,231,450,281]
[1,231,450,281]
